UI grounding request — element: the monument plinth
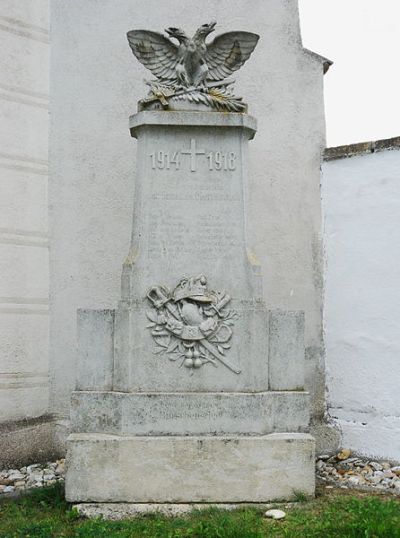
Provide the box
[65,21,315,507]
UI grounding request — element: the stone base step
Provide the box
[66,432,315,503]
[70,390,310,436]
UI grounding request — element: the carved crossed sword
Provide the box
[147,286,241,375]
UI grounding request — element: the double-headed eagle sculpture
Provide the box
[127,22,259,112]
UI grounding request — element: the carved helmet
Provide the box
[173,275,213,303]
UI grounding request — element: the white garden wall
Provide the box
[323,143,400,461]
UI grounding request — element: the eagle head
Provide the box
[194,21,217,40]
[165,26,188,43]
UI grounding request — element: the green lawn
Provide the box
[0,483,399,538]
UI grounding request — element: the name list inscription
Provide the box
[147,211,241,261]
[150,138,237,172]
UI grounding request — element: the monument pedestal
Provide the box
[65,110,315,506]
[66,433,314,503]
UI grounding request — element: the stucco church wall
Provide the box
[323,145,400,461]
[49,0,334,450]
[0,0,57,466]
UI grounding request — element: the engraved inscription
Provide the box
[147,210,242,261]
[149,139,237,171]
[146,135,244,267]
[207,151,236,171]
[149,151,180,170]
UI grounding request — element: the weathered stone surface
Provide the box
[114,300,269,393]
[65,433,315,503]
[129,111,257,137]
[76,309,115,391]
[269,310,305,390]
[70,390,310,435]
[123,111,260,301]
[74,502,270,519]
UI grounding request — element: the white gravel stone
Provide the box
[27,474,43,485]
[26,464,41,473]
[368,475,382,484]
[55,463,65,476]
[8,471,25,482]
[265,509,286,520]
[383,471,395,478]
[370,462,383,472]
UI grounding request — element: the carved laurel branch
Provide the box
[172,88,246,112]
[141,81,246,112]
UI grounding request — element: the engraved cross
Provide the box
[181,138,205,172]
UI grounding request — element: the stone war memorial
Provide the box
[65,20,315,509]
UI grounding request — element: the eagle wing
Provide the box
[205,31,259,81]
[127,30,179,81]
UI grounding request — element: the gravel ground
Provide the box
[316,449,400,494]
[0,459,65,497]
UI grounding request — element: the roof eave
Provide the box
[302,47,333,74]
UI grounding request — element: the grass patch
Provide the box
[0,483,399,537]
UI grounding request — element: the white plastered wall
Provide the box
[0,1,50,424]
[323,148,400,461]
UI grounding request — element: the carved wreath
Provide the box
[146,275,240,374]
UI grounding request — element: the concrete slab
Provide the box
[74,502,274,519]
